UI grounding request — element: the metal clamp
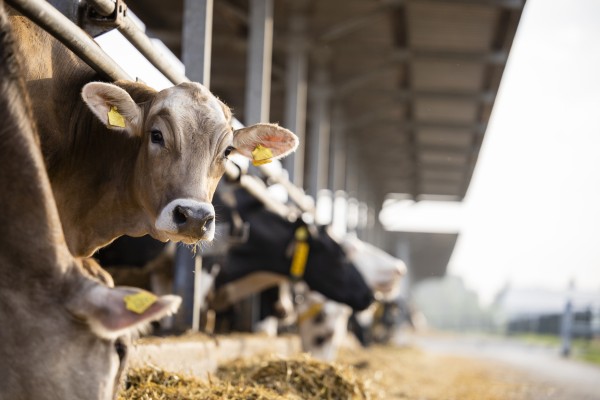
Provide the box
[82,0,127,37]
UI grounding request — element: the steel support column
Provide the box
[174,0,214,332]
[282,5,308,187]
[245,0,273,124]
[307,50,332,198]
[330,104,348,237]
[182,0,213,87]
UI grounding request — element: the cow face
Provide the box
[301,226,374,311]
[81,81,298,245]
[297,292,352,361]
[342,236,406,300]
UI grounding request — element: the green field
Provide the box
[514,334,600,366]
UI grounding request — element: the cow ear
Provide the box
[232,123,298,162]
[81,82,142,136]
[67,283,181,340]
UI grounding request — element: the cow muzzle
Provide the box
[155,199,215,242]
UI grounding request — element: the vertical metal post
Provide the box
[345,136,359,199]
[397,238,412,296]
[561,281,575,357]
[331,104,348,237]
[182,0,213,87]
[330,104,346,193]
[241,0,274,331]
[245,0,274,124]
[282,6,308,187]
[307,50,331,198]
[172,244,196,329]
[174,0,214,332]
[192,255,203,331]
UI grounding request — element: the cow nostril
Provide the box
[173,206,188,225]
[200,214,215,228]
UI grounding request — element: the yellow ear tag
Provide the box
[124,291,157,314]
[107,105,126,128]
[290,226,309,279]
[251,144,273,166]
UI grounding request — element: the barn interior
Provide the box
[123,0,523,285]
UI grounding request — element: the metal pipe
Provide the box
[225,162,293,219]
[258,164,314,213]
[86,0,189,85]
[7,0,131,81]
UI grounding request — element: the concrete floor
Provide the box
[409,333,600,400]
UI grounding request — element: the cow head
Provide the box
[341,236,407,300]
[81,81,298,245]
[0,258,181,400]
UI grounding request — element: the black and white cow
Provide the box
[211,187,374,312]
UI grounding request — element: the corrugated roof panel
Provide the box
[414,99,479,123]
[417,128,474,148]
[411,60,486,91]
[420,151,469,166]
[407,2,499,51]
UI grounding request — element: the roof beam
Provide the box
[387,0,524,9]
[391,49,508,65]
[337,87,496,103]
[334,49,506,96]
[346,117,486,134]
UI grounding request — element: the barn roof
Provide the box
[127,0,524,203]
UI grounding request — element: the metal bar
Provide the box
[282,9,308,188]
[86,0,188,85]
[245,0,273,125]
[317,5,387,43]
[387,0,524,9]
[225,162,293,219]
[337,87,496,103]
[7,0,131,81]
[191,255,203,332]
[258,164,315,213]
[392,48,508,65]
[182,0,213,86]
[307,62,331,198]
[172,242,196,329]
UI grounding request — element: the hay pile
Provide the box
[217,355,371,400]
[118,355,372,400]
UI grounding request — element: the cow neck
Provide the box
[49,98,146,257]
[0,11,72,288]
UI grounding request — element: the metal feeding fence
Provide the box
[7,0,315,331]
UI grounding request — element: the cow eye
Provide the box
[150,129,164,145]
[224,146,234,158]
[114,339,127,363]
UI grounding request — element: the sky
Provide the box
[381,0,600,304]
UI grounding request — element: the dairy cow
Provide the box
[0,5,180,398]
[9,12,298,260]
[211,188,374,312]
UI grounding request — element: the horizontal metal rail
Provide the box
[85,0,189,85]
[7,0,131,81]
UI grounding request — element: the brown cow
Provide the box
[0,3,180,399]
[8,13,298,258]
